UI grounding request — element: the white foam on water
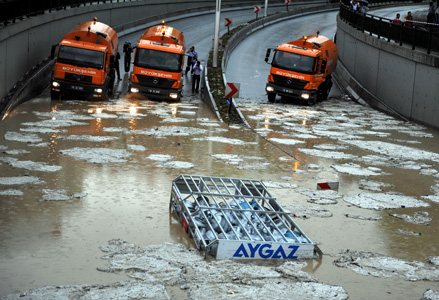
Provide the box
[0,176,44,185]
[268,138,305,145]
[146,154,174,161]
[59,147,131,164]
[4,132,43,143]
[157,161,195,169]
[0,189,23,196]
[334,249,439,282]
[57,135,119,142]
[0,157,61,172]
[127,145,146,152]
[344,192,430,210]
[331,163,387,176]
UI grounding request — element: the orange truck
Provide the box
[265,32,337,105]
[128,21,185,101]
[50,19,119,100]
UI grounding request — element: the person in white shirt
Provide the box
[191,61,203,93]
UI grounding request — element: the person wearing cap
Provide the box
[404,11,413,27]
[185,46,198,75]
[358,0,369,14]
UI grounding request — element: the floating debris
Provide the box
[359,179,394,192]
[395,229,422,236]
[0,189,23,196]
[146,154,175,161]
[334,249,439,282]
[390,211,432,226]
[4,131,43,143]
[0,176,44,185]
[127,145,146,152]
[331,163,386,176]
[345,214,382,221]
[344,192,430,210]
[0,157,61,172]
[59,147,132,164]
[38,189,87,202]
[284,205,333,219]
[157,161,195,169]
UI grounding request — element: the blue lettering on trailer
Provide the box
[233,243,299,259]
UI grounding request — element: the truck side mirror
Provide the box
[50,44,59,59]
[320,59,327,73]
[265,49,271,63]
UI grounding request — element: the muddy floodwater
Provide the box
[0,90,438,299]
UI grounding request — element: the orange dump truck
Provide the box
[129,21,185,101]
[265,32,337,105]
[50,19,119,100]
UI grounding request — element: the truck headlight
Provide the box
[52,81,60,87]
[94,88,103,93]
[130,87,139,93]
[301,93,310,100]
[169,93,178,99]
[266,86,274,92]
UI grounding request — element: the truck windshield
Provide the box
[134,48,182,72]
[57,46,104,69]
[272,50,315,74]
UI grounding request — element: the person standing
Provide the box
[427,2,435,25]
[404,11,413,27]
[114,51,121,80]
[123,42,133,73]
[191,61,203,93]
[392,13,402,25]
[185,46,198,75]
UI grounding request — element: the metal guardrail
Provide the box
[0,0,282,27]
[0,0,137,26]
[339,3,439,54]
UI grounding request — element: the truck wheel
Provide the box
[307,96,316,106]
[268,93,276,102]
[51,91,60,100]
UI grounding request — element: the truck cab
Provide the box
[51,20,119,100]
[128,21,185,101]
[265,33,337,105]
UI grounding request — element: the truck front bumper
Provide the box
[51,79,107,99]
[266,83,316,102]
[129,82,181,101]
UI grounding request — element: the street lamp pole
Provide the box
[213,0,221,68]
[264,0,268,18]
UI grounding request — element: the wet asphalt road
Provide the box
[1,4,438,300]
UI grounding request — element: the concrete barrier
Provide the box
[334,14,439,129]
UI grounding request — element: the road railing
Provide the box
[339,3,439,54]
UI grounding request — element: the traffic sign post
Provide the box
[225,82,240,116]
[224,17,232,35]
[285,0,290,11]
[225,82,240,98]
[254,6,260,20]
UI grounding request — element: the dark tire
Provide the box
[50,91,60,100]
[268,93,276,102]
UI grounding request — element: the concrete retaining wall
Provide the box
[334,15,439,129]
